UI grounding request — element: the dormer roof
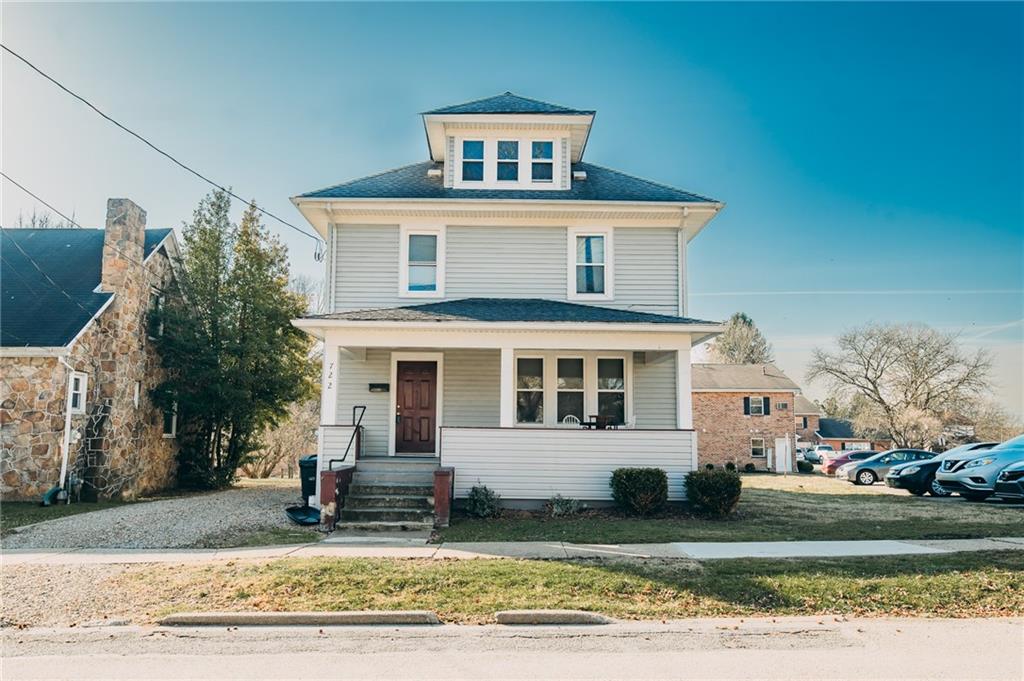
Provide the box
[421,92,595,116]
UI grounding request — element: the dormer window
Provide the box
[462,140,484,181]
[497,141,519,181]
[531,141,553,182]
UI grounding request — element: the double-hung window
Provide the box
[400,227,444,297]
[69,372,88,414]
[751,437,766,458]
[746,396,769,416]
[516,358,544,424]
[531,141,553,182]
[575,235,606,296]
[462,140,484,182]
[556,358,584,424]
[597,358,625,425]
[497,140,519,181]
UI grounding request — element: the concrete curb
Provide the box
[157,611,441,626]
[494,609,612,625]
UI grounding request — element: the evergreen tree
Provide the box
[709,312,774,364]
[152,191,315,488]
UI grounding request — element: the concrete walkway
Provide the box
[3,536,1022,565]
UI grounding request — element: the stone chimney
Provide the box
[101,198,147,294]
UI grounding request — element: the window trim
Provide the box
[69,371,88,415]
[751,437,766,458]
[595,355,627,427]
[513,351,632,428]
[555,356,585,425]
[398,225,445,298]
[515,355,546,426]
[530,139,554,183]
[162,403,177,439]
[496,139,519,183]
[460,139,485,182]
[567,227,614,301]
[749,395,765,416]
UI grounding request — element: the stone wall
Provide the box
[0,199,179,500]
[693,391,797,471]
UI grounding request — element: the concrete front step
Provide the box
[356,458,440,473]
[340,507,434,523]
[352,472,435,486]
[348,483,434,497]
[332,520,435,532]
[346,494,433,510]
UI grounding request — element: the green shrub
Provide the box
[685,468,742,518]
[724,462,737,472]
[464,485,501,518]
[546,494,582,517]
[797,459,814,474]
[609,468,668,516]
[744,463,757,473]
[705,463,715,471]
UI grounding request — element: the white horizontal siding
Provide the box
[332,224,400,312]
[633,353,677,428]
[445,226,566,299]
[335,348,391,456]
[320,426,360,471]
[610,228,679,315]
[443,349,500,426]
[441,428,695,500]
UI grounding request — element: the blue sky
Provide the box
[3,2,1022,412]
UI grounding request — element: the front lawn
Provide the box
[439,474,1024,543]
[119,551,1023,623]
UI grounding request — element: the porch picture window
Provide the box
[516,358,544,424]
[751,437,766,458]
[531,141,553,182]
[69,372,88,414]
[497,140,519,181]
[597,358,625,425]
[462,140,484,181]
[556,358,584,424]
[575,235,606,295]
[407,234,437,292]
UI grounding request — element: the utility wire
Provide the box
[1,171,83,228]
[1,43,324,248]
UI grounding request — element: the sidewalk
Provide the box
[3,536,1022,565]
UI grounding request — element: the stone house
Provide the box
[1,198,180,501]
[691,363,800,472]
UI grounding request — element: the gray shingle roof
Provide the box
[691,363,800,391]
[794,394,821,415]
[298,161,716,203]
[422,92,594,116]
[305,298,718,326]
[1,228,172,347]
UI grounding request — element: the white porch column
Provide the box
[675,344,693,430]
[314,335,341,506]
[499,346,514,427]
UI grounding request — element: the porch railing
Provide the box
[439,427,696,501]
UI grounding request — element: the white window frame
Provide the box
[133,381,141,408]
[512,351,633,428]
[496,139,519,183]
[530,139,555,183]
[751,437,766,458]
[460,139,485,183]
[595,355,627,427]
[398,225,445,298]
[162,403,177,439]
[567,226,614,301]
[69,371,88,415]
[514,355,546,426]
[555,356,585,425]
[749,396,765,416]
[451,134,567,190]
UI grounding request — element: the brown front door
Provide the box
[395,361,437,454]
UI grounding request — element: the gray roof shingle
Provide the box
[305,298,718,326]
[1,228,172,347]
[794,394,821,415]
[298,161,716,203]
[691,363,800,391]
[422,92,594,116]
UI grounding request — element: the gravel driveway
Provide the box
[2,482,312,549]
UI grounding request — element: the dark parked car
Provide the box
[885,442,998,496]
[994,459,1024,500]
[822,450,878,476]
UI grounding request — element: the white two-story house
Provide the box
[292,92,724,518]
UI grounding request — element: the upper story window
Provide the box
[497,141,519,181]
[567,227,613,300]
[462,140,484,182]
[531,141,553,182]
[399,226,445,297]
[69,371,88,414]
[745,396,771,416]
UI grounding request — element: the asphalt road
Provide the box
[3,617,1022,680]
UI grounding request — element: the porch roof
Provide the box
[302,298,718,326]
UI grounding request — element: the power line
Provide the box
[1,171,83,228]
[1,43,324,247]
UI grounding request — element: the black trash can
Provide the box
[299,454,318,504]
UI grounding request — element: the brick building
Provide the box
[692,363,800,472]
[1,199,180,500]
[794,394,822,445]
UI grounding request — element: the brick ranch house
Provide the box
[691,363,801,472]
[1,199,180,501]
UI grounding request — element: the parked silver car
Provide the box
[935,434,1024,501]
[836,449,936,485]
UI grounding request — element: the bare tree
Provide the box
[240,395,319,478]
[289,274,323,315]
[807,323,992,447]
[709,312,774,364]
[16,207,77,229]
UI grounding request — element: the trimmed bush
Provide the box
[685,469,742,518]
[744,463,757,473]
[724,462,737,472]
[610,467,668,516]
[465,485,501,518]
[797,459,814,474]
[546,494,582,517]
[705,463,715,471]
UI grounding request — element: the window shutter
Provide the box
[743,397,750,415]
[561,138,570,186]
[444,136,455,188]
[764,397,771,415]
